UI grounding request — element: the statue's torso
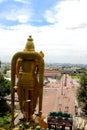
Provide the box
[18,59,39,90]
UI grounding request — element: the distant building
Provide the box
[6,70,11,78]
[4,70,11,81]
[44,69,61,78]
[0,67,5,74]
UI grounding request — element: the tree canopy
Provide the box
[0,73,11,116]
[0,60,1,67]
[77,72,87,114]
[0,74,10,97]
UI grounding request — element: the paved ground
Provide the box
[42,74,79,117]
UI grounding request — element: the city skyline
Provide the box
[0,0,87,64]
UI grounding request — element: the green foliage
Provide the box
[0,114,11,130]
[72,75,80,79]
[0,60,1,68]
[57,75,62,80]
[19,122,30,130]
[0,98,11,116]
[18,122,41,130]
[4,67,10,74]
[0,74,11,97]
[77,72,87,114]
[36,125,41,130]
[0,73,11,116]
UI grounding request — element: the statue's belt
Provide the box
[21,72,34,77]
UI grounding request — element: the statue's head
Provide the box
[24,35,35,52]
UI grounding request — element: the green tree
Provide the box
[0,74,10,97]
[77,72,87,115]
[0,74,11,116]
[0,60,1,67]
[4,66,10,74]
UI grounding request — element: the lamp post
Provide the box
[65,106,69,113]
[59,99,62,112]
[61,77,63,95]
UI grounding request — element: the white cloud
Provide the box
[0,0,87,64]
[0,1,33,24]
[14,0,30,4]
[42,0,87,64]
[45,0,87,28]
[6,13,30,23]
[0,0,5,3]
[10,9,32,23]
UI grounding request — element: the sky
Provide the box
[0,0,87,64]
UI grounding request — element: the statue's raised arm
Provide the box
[11,36,44,125]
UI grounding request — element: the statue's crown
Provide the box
[24,35,35,51]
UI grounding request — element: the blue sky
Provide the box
[0,0,87,64]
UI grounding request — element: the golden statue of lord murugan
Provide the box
[11,36,44,126]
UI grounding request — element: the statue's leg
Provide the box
[39,88,43,117]
[17,85,24,113]
[23,90,34,121]
[29,91,34,117]
[33,81,39,111]
[24,89,30,121]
